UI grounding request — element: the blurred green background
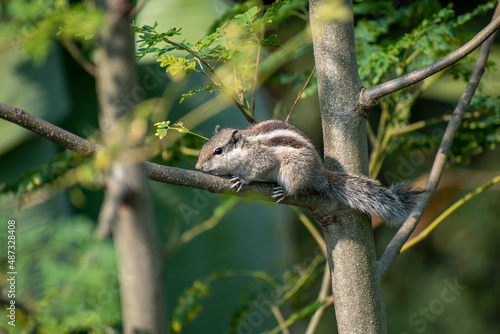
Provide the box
[1,0,499,333]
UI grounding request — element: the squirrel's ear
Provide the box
[231,129,243,145]
[214,125,222,133]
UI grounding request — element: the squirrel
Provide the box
[195,120,423,227]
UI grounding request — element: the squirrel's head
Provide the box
[195,125,245,175]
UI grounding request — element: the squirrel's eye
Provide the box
[214,148,223,155]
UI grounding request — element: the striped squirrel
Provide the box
[195,120,422,226]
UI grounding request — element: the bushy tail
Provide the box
[326,172,423,227]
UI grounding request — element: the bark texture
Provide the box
[309,0,387,332]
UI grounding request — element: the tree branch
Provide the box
[0,102,324,209]
[251,36,263,115]
[391,111,481,136]
[401,174,500,253]
[286,67,316,122]
[163,36,255,124]
[357,13,500,112]
[0,102,97,156]
[305,262,331,334]
[60,39,96,77]
[377,3,500,280]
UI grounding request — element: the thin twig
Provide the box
[163,37,255,123]
[305,262,331,334]
[291,206,326,256]
[251,39,263,114]
[368,98,389,176]
[401,174,500,252]
[60,39,96,77]
[286,67,316,122]
[369,128,392,179]
[412,69,445,99]
[271,305,291,334]
[192,68,221,87]
[366,120,377,148]
[130,0,148,18]
[392,111,480,136]
[278,253,324,304]
[377,3,500,280]
[162,197,239,259]
[358,13,500,111]
[164,38,217,80]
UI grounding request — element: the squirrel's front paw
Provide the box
[230,176,245,192]
[271,186,286,203]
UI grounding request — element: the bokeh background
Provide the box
[1,0,499,333]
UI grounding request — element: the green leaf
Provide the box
[196,31,219,50]
[263,0,291,23]
[180,85,220,103]
[263,34,280,47]
[1,150,86,196]
[156,55,196,76]
[154,121,208,140]
[5,217,121,332]
[170,278,213,333]
[234,6,260,25]
[166,26,182,37]
[154,120,171,128]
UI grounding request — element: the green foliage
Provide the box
[2,1,498,333]
[154,121,208,141]
[157,55,197,76]
[357,3,455,85]
[264,0,308,25]
[1,150,86,197]
[354,0,500,178]
[171,276,214,334]
[396,95,500,165]
[180,85,221,103]
[0,217,120,332]
[356,0,498,86]
[275,71,317,98]
[133,1,295,118]
[133,22,182,60]
[142,3,499,330]
[451,95,500,164]
[1,0,102,63]
[168,252,325,334]
[262,0,290,23]
[454,0,499,26]
[226,253,325,333]
[262,33,281,47]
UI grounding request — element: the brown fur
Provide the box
[196,120,422,226]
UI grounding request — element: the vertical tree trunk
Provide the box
[96,0,165,332]
[309,0,387,332]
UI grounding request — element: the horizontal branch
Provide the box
[377,3,500,279]
[0,102,321,208]
[0,102,97,156]
[357,13,500,111]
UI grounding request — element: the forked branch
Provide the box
[357,13,500,112]
[377,3,500,279]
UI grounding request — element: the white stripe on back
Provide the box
[245,129,314,150]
